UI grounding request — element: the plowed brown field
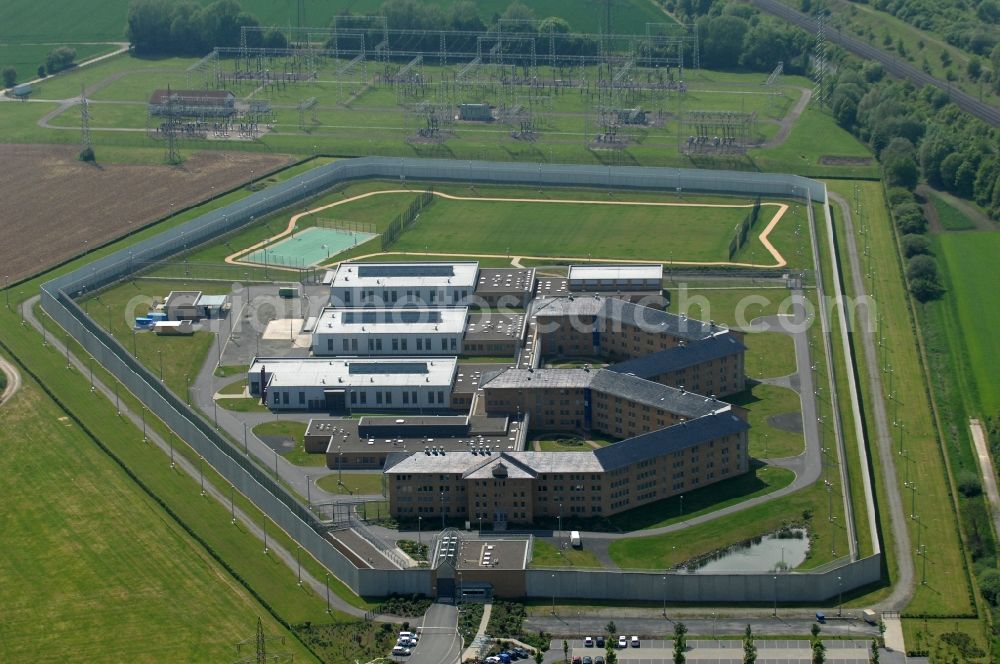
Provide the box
[0,146,293,283]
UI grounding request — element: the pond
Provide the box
[688,528,809,573]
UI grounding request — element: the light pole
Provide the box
[141,406,147,443]
[712,611,716,638]
[230,484,236,524]
[551,573,556,615]
[558,502,562,540]
[273,449,279,478]
[158,350,163,382]
[662,574,667,617]
[305,475,311,507]
[325,573,332,613]
[679,494,684,517]
[772,575,778,616]
[263,517,268,554]
[837,575,843,617]
[440,490,446,530]
[418,516,422,545]
[297,545,302,586]
[199,455,205,496]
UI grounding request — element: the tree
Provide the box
[701,15,749,69]
[2,67,15,87]
[811,622,821,640]
[884,156,918,189]
[907,255,939,282]
[870,638,879,664]
[901,234,932,258]
[261,28,288,49]
[502,0,536,30]
[743,625,757,664]
[992,44,1000,93]
[37,65,46,78]
[450,1,486,32]
[535,648,544,664]
[606,620,617,636]
[605,639,618,664]
[563,639,569,663]
[978,568,1000,605]
[812,639,826,664]
[674,622,688,664]
[45,46,77,75]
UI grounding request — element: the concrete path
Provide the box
[882,614,905,652]
[460,602,493,662]
[0,353,22,407]
[970,419,1000,543]
[828,193,913,609]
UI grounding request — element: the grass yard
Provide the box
[0,43,119,83]
[607,471,842,570]
[666,286,792,328]
[218,378,247,395]
[727,383,804,459]
[317,473,386,496]
[530,540,604,569]
[219,397,270,412]
[80,278,229,398]
[607,464,795,532]
[533,433,613,452]
[743,332,797,379]
[251,421,325,467]
[0,368,313,662]
[749,108,877,178]
[394,196,759,262]
[928,191,977,232]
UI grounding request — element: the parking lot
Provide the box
[546,639,874,664]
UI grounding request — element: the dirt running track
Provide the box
[0,145,293,283]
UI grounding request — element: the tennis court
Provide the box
[244,226,377,267]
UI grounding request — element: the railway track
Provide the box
[749,0,1000,128]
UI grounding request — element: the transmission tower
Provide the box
[812,13,828,108]
[297,0,305,30]
[79,83,92,154]
[163,84,180,164]
[234,617,293,664]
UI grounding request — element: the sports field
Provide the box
[244,226,376,267]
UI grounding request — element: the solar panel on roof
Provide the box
[348,362,429,374]
[357,265,455,278]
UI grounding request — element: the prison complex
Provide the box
[248,261,750,526]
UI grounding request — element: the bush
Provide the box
[907,255,939,282]
[896,209,928,234]
[45,46,77,75]
[37,65,46,78]
[2,66,16,87]
[980,569,1000,605]
[957,470,983,497]
[887,187,914,207]
[901,234,932,257]
[909,277,944,302]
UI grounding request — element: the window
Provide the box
[342,290,351,303]
[376,392,383,405]
[425,338,431,350]
[282,392,289,405]
[272,392,279,405]
[351,392,357,404]
[298,391,305,405]
[412,391,418,404]
[386,391,392,405]
[437,391,445,404]
[392,339,399,351]
[368,338,375,351]
[327,339,334,351]
[401,338,408,351]
[375,339,383,351]
[416,338,423,351]
[450,338,457,351]
[360,392,367,405]
[342,339,349,351]
[403,391,409,404]
[441,338,447,351]
[351,339,358,351]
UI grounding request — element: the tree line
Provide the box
[126,0,285,55]
[2,46,78,89]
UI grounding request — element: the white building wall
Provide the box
[313,331,463,356]
[262,384,452,411]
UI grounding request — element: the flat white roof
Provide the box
[332,262,479,289]
[196,294,227,307]
[315,307,468,335]
[249,357,458,389]
[567,264,664,282]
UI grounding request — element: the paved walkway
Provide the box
[970,419,1000,544]
[460,602,493,662]
[882,614,905,652]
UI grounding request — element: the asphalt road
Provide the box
[408,602,462,664]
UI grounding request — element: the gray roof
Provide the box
[531,295,726,341]
[607,333,747,380]
[594,411,750,471]
[480,367,594,390]
[588,370,729,418]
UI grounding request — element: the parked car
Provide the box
[572,656,582,664]
[484,657,501,664]
[596,636,605,648]
[397,637,417,647]
[391,645,411,656]
[512,647,528,659]
[398,631,418,643]
[617,635,628,648]
[595,657,606,664]
[583,657,594,664]
[584,636,594,647]
[630,636,640,648]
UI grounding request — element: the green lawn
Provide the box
[218,378,246,395]
[80,278,228,399]
[727,383,804,460]
[608,469,842,570]
[0,43,119,83]
[743,332,797,379]
[252,421,326,467]
[666,287,790,328]
[0,368,314,662]
[749,108,877,178]
[317,473,385,496]
[534,433,612,452]
[219,397,270,413]
[394,197,758,262]
[928,191,977,232]
[530,540,604,569]
[606,464,795,532]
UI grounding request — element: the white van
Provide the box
[570,531,582,548]
[398,631,418,643]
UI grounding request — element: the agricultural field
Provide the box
[0,368,313,662]
[0,145,293,282]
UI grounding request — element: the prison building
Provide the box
[247,357,458,412]
[462,312,528,358]
[531,294,725,356]
[329,262,479,308]
[305,413,522,469]
[163,291,229,321]
[566,264,663,296]
[479,367,736,435]
[606,333,747,398]
[385,409,749,524]
[474,268,536,308]
[148,89,236,117]
[311,307,468,356]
